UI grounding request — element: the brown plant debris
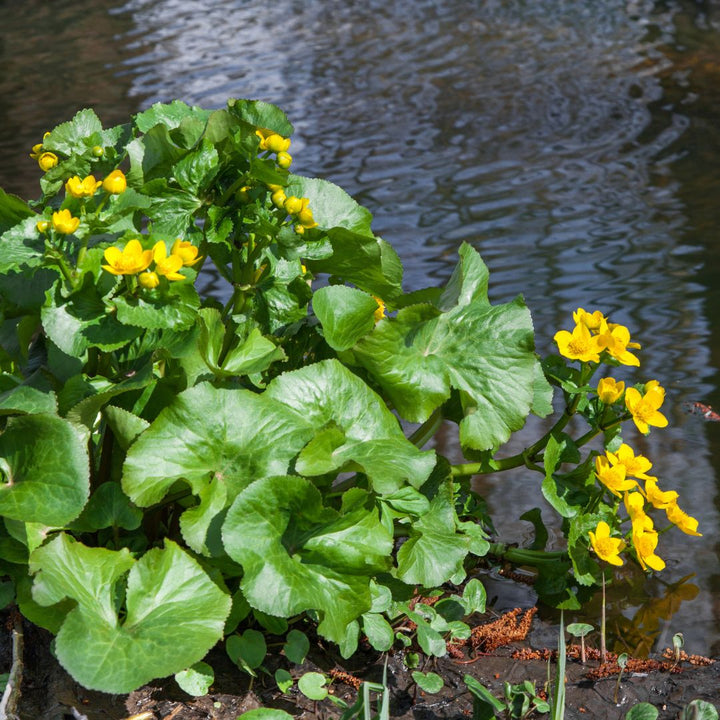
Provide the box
[329,669,363,690]
[451,607,538,662]
[585,658,678,680]
[497,567,537,585]
[661,648,716,666]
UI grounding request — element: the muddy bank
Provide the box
[3,612,719,720]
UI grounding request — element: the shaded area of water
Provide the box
[2,0,720,655]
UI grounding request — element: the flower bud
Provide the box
[271,189,287,208]
[92,145,105,157]
[138,271,160,289]
[265,134,291,153]
[36,220,50,233]
[284,196,303,215]
[38,152,58,172]
[102,169,127,194]
[276,151,292,169]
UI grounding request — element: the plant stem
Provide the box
[488,542,568,566]
[408,408,443,448]
[600,574,607,663]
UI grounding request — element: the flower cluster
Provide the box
[266,185,319,234]
[255,128,292,169]
[102,238,201,287]
[554,307,640,366]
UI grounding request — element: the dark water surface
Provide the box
[3,0,720,655]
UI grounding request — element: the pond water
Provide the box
[3,0,720,657]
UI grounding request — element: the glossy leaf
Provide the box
[354,243,536,451]
[223,477,392,643]
[0,414,89,526]
[29,534,230,693]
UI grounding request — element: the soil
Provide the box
[2,605,719,720]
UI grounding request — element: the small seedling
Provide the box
[614,652,628,704]
[566,622,593,664]
[671,632,684,670]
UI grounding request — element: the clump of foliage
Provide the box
[0,99,700,694]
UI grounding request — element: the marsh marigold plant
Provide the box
[0,103,703,698]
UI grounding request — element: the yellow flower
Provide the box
[607,443,655,481]
[284,196,303,215]
[597,377,625,404]
[102,240,153,275]
[102,169,127,194]
[152,241,185,281]
[625,382,668,434]
[632,526,665,572]
[171,239,202,267]
[271,189,287,208]
[297,199,318,229]
[36,220,50,233]
[51,209,80,235]
[65,175,102,198]
[665,503,702,536]
[276,151,292,169]
[589,521,626,566]
[624,491,648,524]
[554,322,603,363]
[38,152,58,172]
[643,479,678,510]
[373,296,386,323]
[265,134,291,153]
[597,321,641,366]
[573,308,607,332]
[595,456,637,497]
[138,271,160,289]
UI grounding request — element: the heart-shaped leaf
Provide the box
[29,534,230,693]
[0,415,89,526]
[222,477,392,643]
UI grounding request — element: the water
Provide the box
[2,0,720,656]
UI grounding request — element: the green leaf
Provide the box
[298,672,329,701]
[624,704,659,720]
[42,283,141,357]
[410,615,446,657]
[174,139,219,193]
[222,477,393,643]
[283,629,310,665]
[102,405,150,452]
[122,382,313,507]
[566,622,594,638]
[266,360,435,494]
[0,377,57,416]
[362,613,395,651]
[354,244,536,451]
[464,675,506,719]
[396,480,469,586]
[312,285,379,350]
[412,671,444,694]
[230,99,294,137]
[0,217,47,272]
[0,188,34,235]
[679,701,718,720]
[113,281,201,331]
[285,176,373,236]
[0,414,89,526]
[0,579,14,609]
[463,578,487,615]
[254,610,288,635]
[69,482,142,532]
[45,109,103,155]
[519,508,549,551]
[275,668,294,694]
[227,629,266,671]
[238,711,294,720]
[29,534,231,693]
[306,228,403,302]
[175,661,214,696]
[135,100,210,133]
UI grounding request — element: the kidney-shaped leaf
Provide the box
[122,383,315,555]
[0,414,89,526]
[222,477,392,643]
[29,534,231,693]
[265,360,435,494]
[354,243,537,451]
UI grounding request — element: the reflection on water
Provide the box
[3,0,720,654]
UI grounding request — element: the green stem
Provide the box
[488,542,568,566]
[408,408,443,448]
[219,175,250,206]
